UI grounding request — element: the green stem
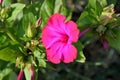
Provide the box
[6,30,27,56]
[6,30,17,42]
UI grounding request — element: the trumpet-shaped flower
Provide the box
[41,13,80,64]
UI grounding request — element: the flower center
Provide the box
[61,34,69,43]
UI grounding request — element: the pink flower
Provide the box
[0,0,2,4]
[17,70,24,80]
[41,13,80,64]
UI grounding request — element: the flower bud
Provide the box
[26,24,36,38]
[16,57,25,68]
[99,4,114,25]
[0,0,2,4]
[0,7,10,20]
[102,38,109,51]
[17,70,24,80]
[36,18,42,28]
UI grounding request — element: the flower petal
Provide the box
[41,26,61,49]
[48,13,66,33]
[62,44,77,63]
[65,21,80,42]
[46,42,64,64]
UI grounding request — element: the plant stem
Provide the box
[6,30,17,42]
[79,27,91,38]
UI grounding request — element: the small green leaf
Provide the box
[0,34,9,49]
[24,67,31,80]
[76,51,86,63]
[22,12,36,31]
[74,41,86,63]
[107,28,120,51]
[54,0,62,13]
[40,0,54,28]
[33,50,41,58]
[60,3,72,21]
[0,68,12,80]
[38,59,46,67]
[88,0,96,8]
[24,2,43,17]
[76,0,107,28]
[9,71,17,80]
[2,0,11,7]
[33,50,46,67]
[7,3,25,22]
[14,21,25,37]
[96,1,103,16]
[0,47,20,63]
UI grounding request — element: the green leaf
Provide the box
[9,71,17,80]
[88,0,96,8]
[76,51,86,63]
[40,0,72,28]
[77,11,97,28]
[24,2,43,17]
[14,20,25,37]
[60,1,72,21]
[22,12,36,30]
[96,1,104,16]
[38,59,46,67]
[0,47,20,63]
[76,0,106,28]
[34,68,38,80]
[33,50,46,67]
[2,0,11,7]
[33,50,41,58]
[40,0,54,28]
[24,67,31,80]
[22,12,37,38]
[100,0,107,6]
[88,0,107,8]
[0,68,12,80]
[74,41,86,63]
[54,0,62,13]
[0,33,9,49]
[0,60,8,70]
[7,3,25,22]
[107,28,120,51]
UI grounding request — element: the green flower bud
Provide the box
[16,56,25,69]
[26,24,36,38]
[99,4,114,25]
[0,7,10,20]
